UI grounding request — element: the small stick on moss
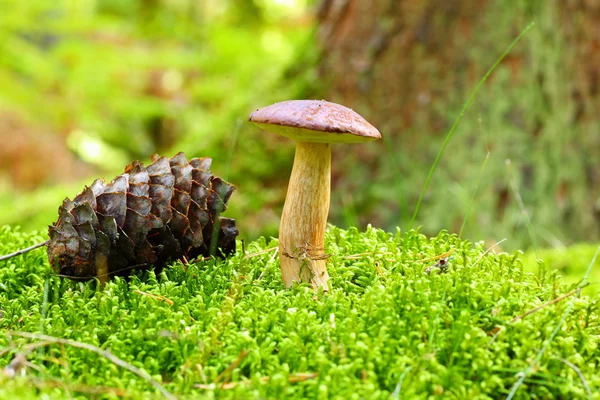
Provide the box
[195,372,319,390]
[51,263,149,281]
[510,284,588,324]
[213,349,250,386]
[3,353,28,378]
[473,238,507,267]
[244,247,277,259]
[133,290,174,306]
[0,240,49,262]
[0,340,53,357]
[255,247,279,282]
[177,258,188,272]
[552,357,592,398]
[488,283,589,337]
[417,249,455,263]
[342,251,395,260]
[26,378,129,397]
[375,262,386,279]
[7,331,175,400]
[288,372,319,382]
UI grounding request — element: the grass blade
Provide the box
[409,22,535,230]
[506,159,540,258]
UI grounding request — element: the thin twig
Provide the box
[213,350,249,386]
[510,284,588,324]
[196,372,319,390]
[244,247,277,259]
[27,378,129,396]
[486,327,503,348]
[552,357,592,398]
[51,263,149,280]
[7,331,175,400]
[417,249,455,263]
[375,262,386,279]
[488,284,589,338]
[133,290,174,306]
[473,238,507,267]
[0,340,53,357]
[0,241,49,262]
[287,372,319,382]
[341,251,375,259]
[256,247,279,282]
[342,251,395,260]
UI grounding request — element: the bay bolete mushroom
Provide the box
[249,100,381,290]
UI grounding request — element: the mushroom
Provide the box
[248,100,381,290]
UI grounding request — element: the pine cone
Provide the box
[47,152,238,280]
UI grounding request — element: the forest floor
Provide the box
[0,226,598,399]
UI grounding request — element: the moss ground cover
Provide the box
[522,244,600,297]
[0,225,599,399]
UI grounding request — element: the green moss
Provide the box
[522,244,600,296]
[0,226,598,399]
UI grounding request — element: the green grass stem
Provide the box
[409,22,535,231]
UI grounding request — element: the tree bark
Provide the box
[315,0,600,247]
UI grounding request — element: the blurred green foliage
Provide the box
[0,0,317,239]
[1,0,598,262]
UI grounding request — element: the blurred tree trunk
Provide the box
[315,0,600,247]
[318,0,484,134]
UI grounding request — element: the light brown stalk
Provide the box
[279,141,331,290]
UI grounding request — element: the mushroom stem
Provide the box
[279,141,331,290]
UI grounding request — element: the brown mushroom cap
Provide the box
[249,100,382,143]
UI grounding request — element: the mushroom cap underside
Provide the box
[249,100,381,143]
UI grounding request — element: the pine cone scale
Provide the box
[171,165,193,192]
[95,230,111,256]
[123,209,152,246]
[96,213,118,241]
[148,185,173,225]
[172,190,191,215]
[126,194,152,216]
[73,222,95,246]
[96,193,127,227]
[168,209,190,237]
[73,187,96,210]
[72,203,98,226]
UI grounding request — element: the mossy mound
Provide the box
[522,243,600,296]
[0,226,598,399]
